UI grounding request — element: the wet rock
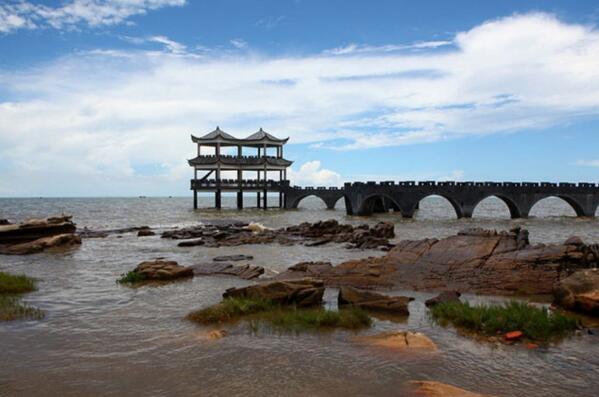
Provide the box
[134,260,193,281]
[353,331,436,351]
[0,216,80,255]
[0,219,10,225]
[79,225,151,238]
[338,286,412,315]
[163,220,394,250]
[0,216,77,245]
[278,228,597,295]
[178,239,205,247]
[137,229,155,237]
[223,279,324,307]
[425,291,461,307]
[190,262,264,280]
[409,381,495,397]
[553,269,599,315]
[0,233,81,255]
[565,236,584,246]
[213,254,254,262]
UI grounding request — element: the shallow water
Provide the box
[0,196,598,397]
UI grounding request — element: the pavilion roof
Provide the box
[191,127,289,145]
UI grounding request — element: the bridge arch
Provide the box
[528,195,584,217]
[415,193,463,219]
[289,194,329,209]
[470,195,522,219]
[357,193,403,216]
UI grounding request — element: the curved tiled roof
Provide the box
[188,155,293,167]
[191,127,288,145]
[244,128,289,143]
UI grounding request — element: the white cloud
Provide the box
[577,159,599,167]
[148,35,186,54]
[1,13,599,195]
[0,0,186,33]
[287,161,342,187]
[324,40,452,55]
[230,38,248,49]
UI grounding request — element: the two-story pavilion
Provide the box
[188,127,293,209]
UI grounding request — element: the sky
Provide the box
[0,0,598,197]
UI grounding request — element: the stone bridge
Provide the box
[281,181,599,218]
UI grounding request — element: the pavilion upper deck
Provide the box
[188,154,292,170]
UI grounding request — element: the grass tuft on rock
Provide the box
[0,271,37,294]
[187,297,372,331]
[0,296,44,321]
[117,271,147,284]
[429,300,578,341]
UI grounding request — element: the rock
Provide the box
[162,219,394,250]
[79,225,151,238]
[178,239,205,247]
[371,222,395,239]
[213,254,253,262]
[0,219,10,225]
[338,286,413,315]
[133,260,193,281]
[190,262,264,280]
[409,381,495,397]
[525,343,539,349]
[223,279,324,307]
[553,269,599,315]
[353,331,436,351]
[0,233,81,255]
[207,329,227,339]
[0,215,76,245]
[504,330,523,341]
[565,236,584,246]
[243,222,271,233]
[137,229,155,237]
[274,228,598,295]
[425,291,461,307]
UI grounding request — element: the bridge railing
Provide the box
[341,181,597,189]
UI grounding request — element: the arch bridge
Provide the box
[281,181,599,218]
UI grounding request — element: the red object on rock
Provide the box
[525,343,539,349]
[504,331,523,341]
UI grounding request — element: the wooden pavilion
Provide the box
[188,127,292,209]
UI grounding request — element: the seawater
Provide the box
[0,196,598,397]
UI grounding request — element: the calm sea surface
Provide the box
[1,196,598,397]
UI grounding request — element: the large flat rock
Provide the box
[276,228,598,296]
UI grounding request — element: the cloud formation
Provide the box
[1,13,599,195]
[0,0,185,33]
[287,161,342,187]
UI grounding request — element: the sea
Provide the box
[0,196,598,397]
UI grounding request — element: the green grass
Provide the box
[117,271,147,284]
[429,300,578,342]
[0,296,44,321]
[0,271,37,294]
[187,297,372,331]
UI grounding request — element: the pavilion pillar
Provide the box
[216,143,221,209]
[193,167,198,209]
[256,170,261,208]
[237,145,243,209]
[279,169,283,208]
[263,143,267,210]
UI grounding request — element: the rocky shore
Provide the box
[162,219,395,250]
[275,227,598,297]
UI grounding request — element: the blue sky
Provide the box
[1,0,598,196]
